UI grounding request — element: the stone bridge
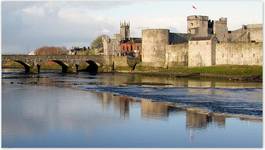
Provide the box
[2,55,129,74]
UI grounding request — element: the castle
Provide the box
[103,15,263,67]
[102,21,142,57]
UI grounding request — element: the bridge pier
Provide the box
[75,64,79,73]
[29,64,41,74]
[37,64,40,74]
[65,64,79,73]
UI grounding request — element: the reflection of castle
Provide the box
[186,108,226,143]
[140,100,170,119]
[186,108,225,129]
[115,96,131,119]
[101,93,133,119]
[101,92,228,127]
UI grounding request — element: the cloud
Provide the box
[21,5,45,17]
[2,0,262,54]
[2,1,120,54]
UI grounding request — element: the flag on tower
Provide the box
[192,5,197,10]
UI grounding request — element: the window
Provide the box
[253,53,255,57]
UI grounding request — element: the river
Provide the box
[2,69,262,147]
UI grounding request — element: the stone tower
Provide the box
[213,17,228,42]
[187,15,209,37]
[120,21,130,41]
[142,29,169,67]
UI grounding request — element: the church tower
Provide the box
[120,21,130,41]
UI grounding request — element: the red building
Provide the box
[120,38,142,57]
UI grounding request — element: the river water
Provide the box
[2,69,263,147]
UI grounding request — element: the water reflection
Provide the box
[186,109,225,129]
[98,92,259,130]
[141,100,170,120]
[2,70,262,147]
[100,93,133,119]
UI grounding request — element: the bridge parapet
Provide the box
[2,55,129,74]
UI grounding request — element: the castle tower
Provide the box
[187,15,209,37]
[142,29,169,67]
[120,21,130,41]
[213,17,228,42]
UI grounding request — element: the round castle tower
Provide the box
[141,29,169,67]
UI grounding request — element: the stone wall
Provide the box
[213,18,228,42]
[248,24,263,42]
[110,56,128,67]
[227,28,247,42]
[141,29,169,67]
[187,15,209,37]
[165,43,188,67]
[215,42,262,65]
[188,37,217,67]
[228,24,263,42]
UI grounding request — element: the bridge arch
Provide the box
[52,60,69,73]
[86,60,99,75]
[14,60,31,73]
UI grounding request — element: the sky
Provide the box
[1,0,263,54]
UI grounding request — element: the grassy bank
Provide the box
[3,61,262,82]
[125,65,263,82]
[134,65,262,76]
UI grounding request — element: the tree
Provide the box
[90,35,107,51]
[34,46,68,55]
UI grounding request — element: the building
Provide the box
[102,34,121,56]
[213,17,228,42]
[187,15,209,37]
[102,21,142,57]
[188,36,217,67]
[120,22,130,41]
[141,15,262,68]
[120,38,142,57]
[228,24,263,42]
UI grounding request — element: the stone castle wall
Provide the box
[142,34,262,68]
[141,29,169,67]
[228,24,262,42]
[215,42,262,65]
[165,43,188,67]
[187,15,209,37]
[213,18,228,42]
[248,25,263,42]
[188,38,217,67]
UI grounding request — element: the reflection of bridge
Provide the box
[2,55,128,74]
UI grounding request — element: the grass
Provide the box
[135,65,262,76]
[3,60,262,78]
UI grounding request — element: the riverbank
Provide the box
[2,63,262,82]
[114,65,263,82]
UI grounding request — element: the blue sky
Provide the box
[2,0,263,54]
